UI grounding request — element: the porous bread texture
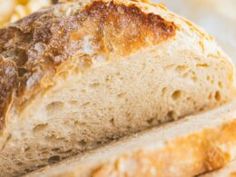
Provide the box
[24,101,236,177]
[0,0,235,176]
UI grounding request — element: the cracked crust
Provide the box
[0,0,176,130]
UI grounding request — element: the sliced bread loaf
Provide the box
[24,101,236,177]
[0,0,235,176]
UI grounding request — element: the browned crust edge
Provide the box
[53,120,236,177]
[0,0,176,130]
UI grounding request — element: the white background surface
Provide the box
[153,0,236,64]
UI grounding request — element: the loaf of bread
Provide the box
[0,0,235,176]
[23,101,236,177]
[201,161,236,177]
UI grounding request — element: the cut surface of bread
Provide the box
[24,101,236,177]
[200,160,236,177]
[0,0,235,176]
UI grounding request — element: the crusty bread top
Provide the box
[0,0,177,130]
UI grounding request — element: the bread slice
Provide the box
[200,161,236,177]
[0,0,235,176]
[22,101,236,177]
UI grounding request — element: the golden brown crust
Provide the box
[0,58,17,129]
[0,0,176,130]
[81,1,176,55]
[89,120,236,177]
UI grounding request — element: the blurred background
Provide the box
[0,0,235,63]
